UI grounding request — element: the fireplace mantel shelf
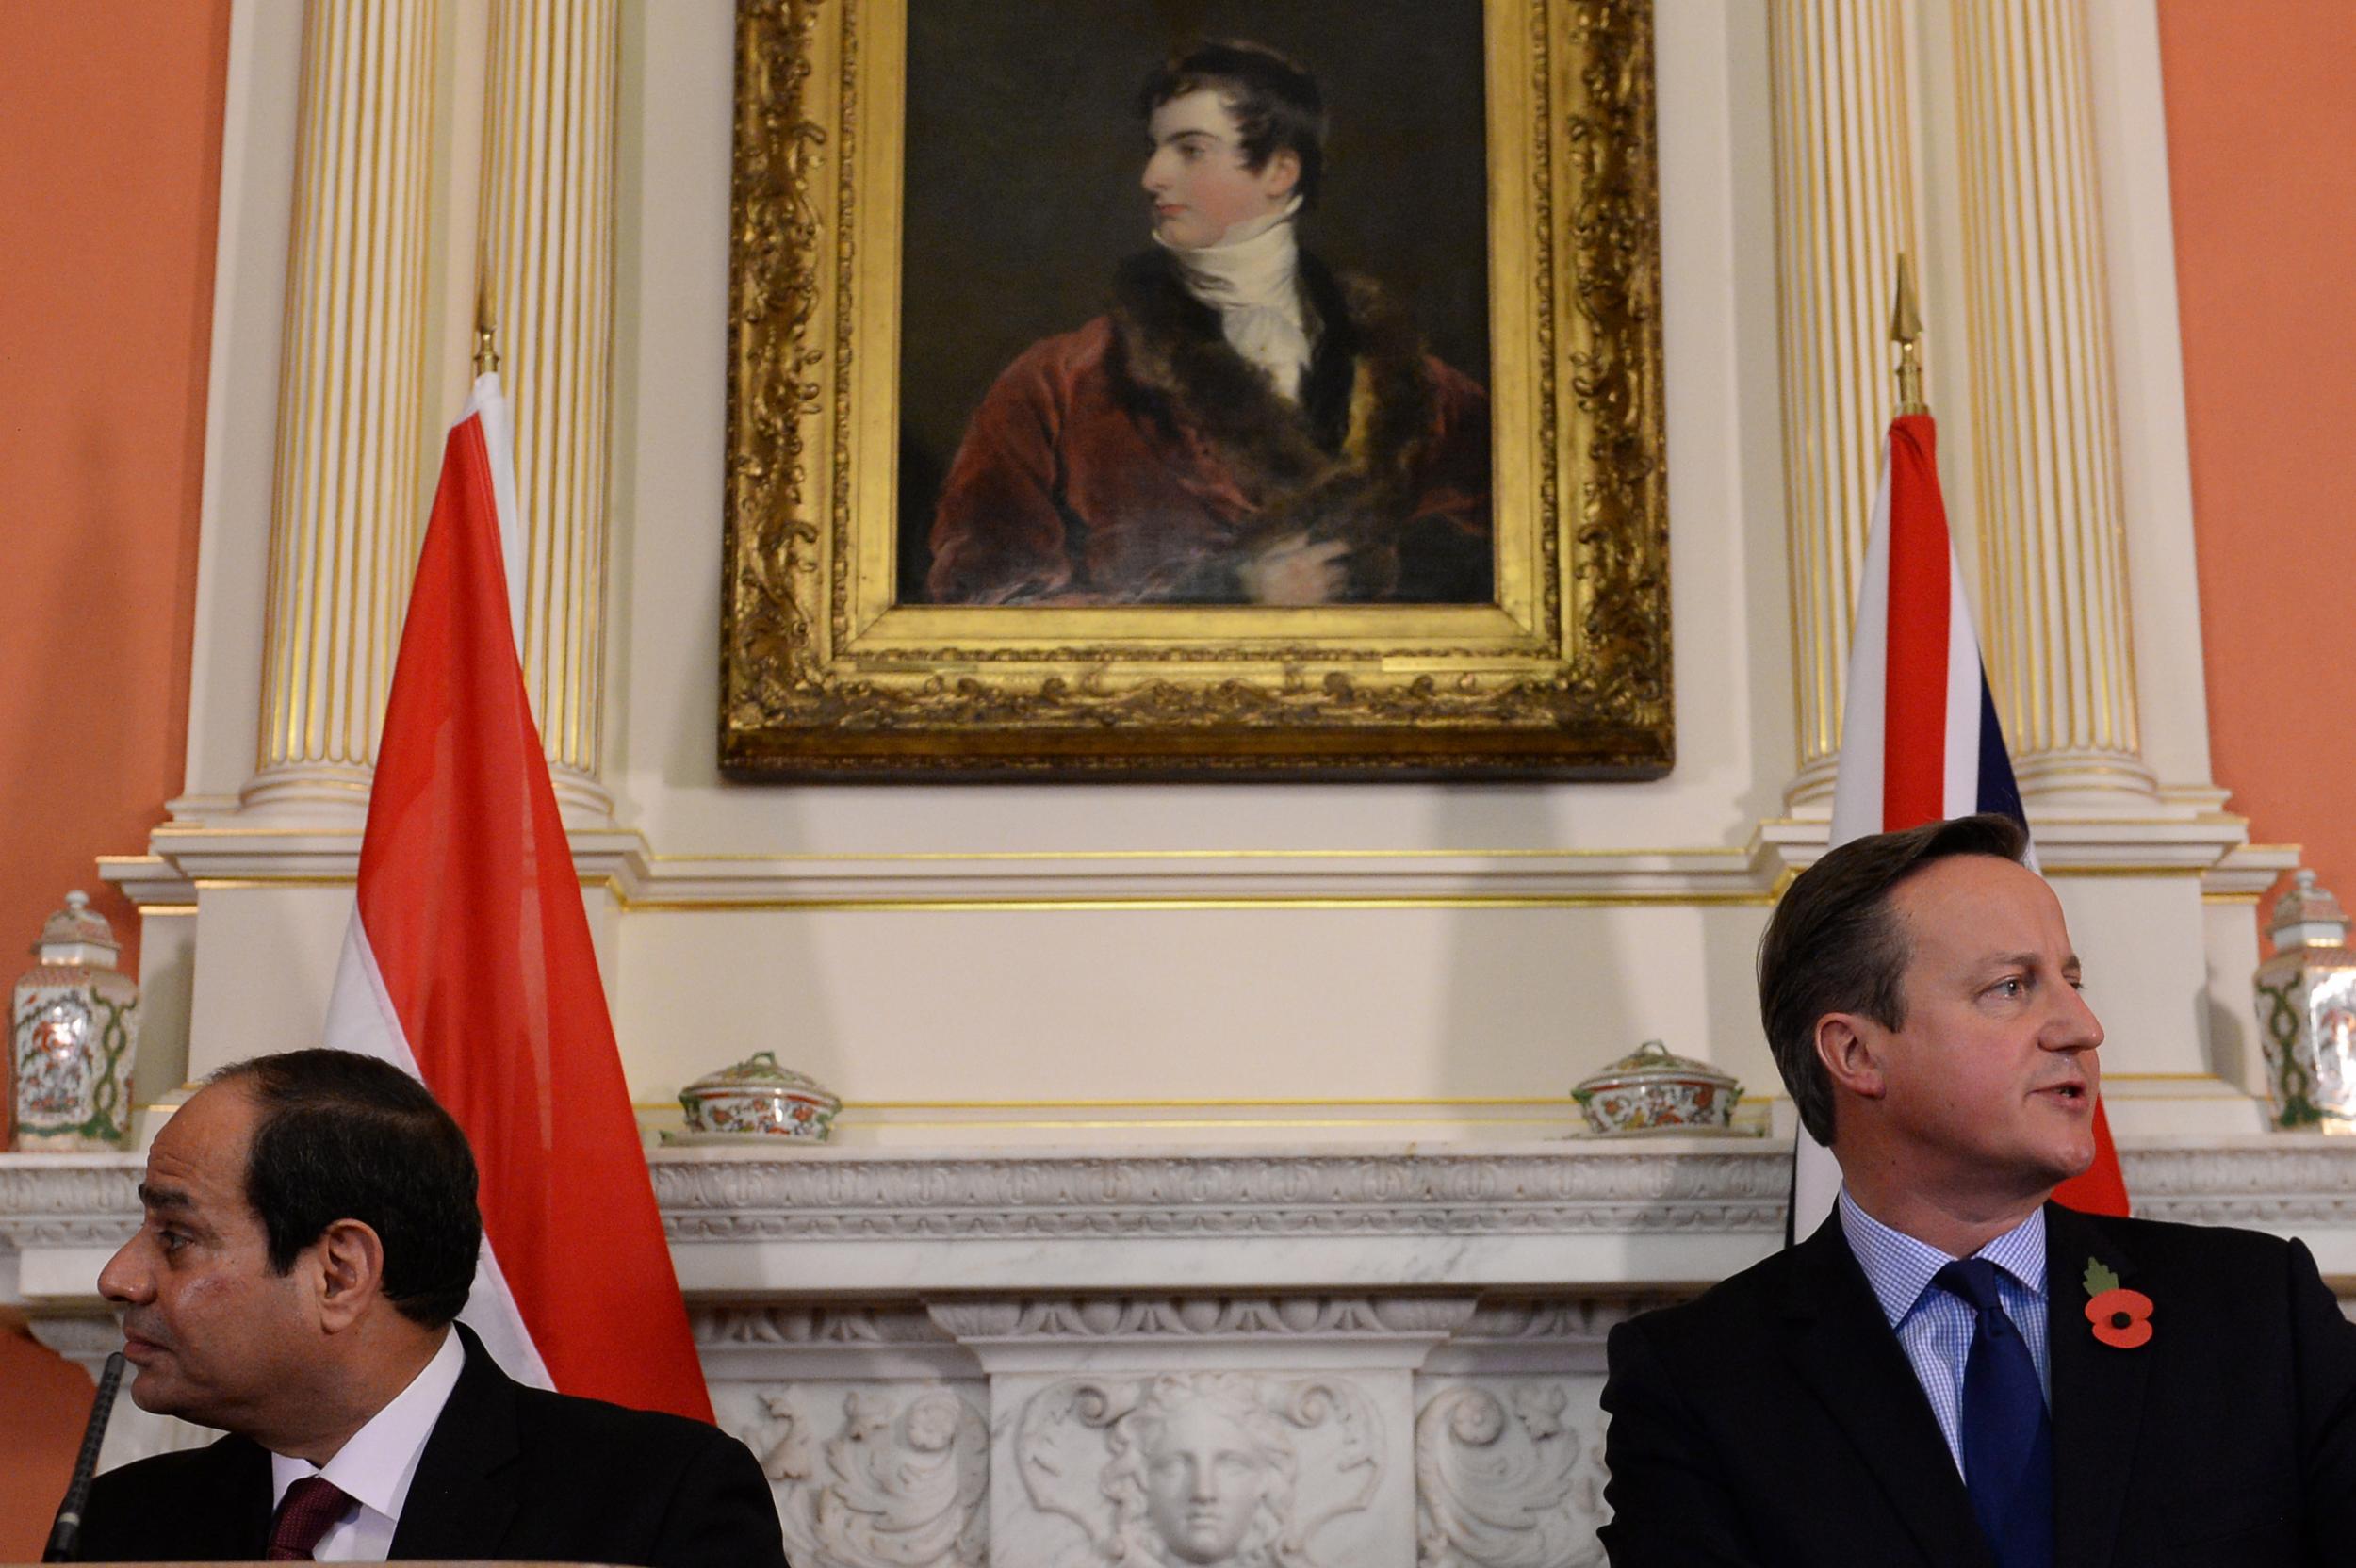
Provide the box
[8,1135,2353,1309]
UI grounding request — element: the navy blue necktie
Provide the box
[1935,1258,2053,1568]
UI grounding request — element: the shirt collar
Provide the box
[1837,1188,2049,1329]
[270,1327,466,1524]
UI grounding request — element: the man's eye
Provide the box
[1992,977,2023,999]
[156,1228,188,1254]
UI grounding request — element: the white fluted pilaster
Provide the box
[242,0,442,820]
[477,0,620,824]
[1767,0,1924,808]
[1951,0,2154,806]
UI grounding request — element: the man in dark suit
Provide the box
[1600,814,2356,1567]
[76,1048,789,1565]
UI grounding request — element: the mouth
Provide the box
[120,1330,167,1364]
[1154,204,1185,218]
[2035,1081,2091,1109]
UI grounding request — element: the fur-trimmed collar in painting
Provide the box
[1106,248,1440,562]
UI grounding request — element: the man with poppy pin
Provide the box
[1600,813,2356,1567]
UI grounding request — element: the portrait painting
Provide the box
[894,8,1494,611]
[724,0,1670,777]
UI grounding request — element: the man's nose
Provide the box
[1142,152,1169,192]
[1189,1462,1217,1501]
[2046,983,2104,1054]
[97,1236,151,1305]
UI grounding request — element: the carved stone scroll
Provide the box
[1415,1379,1609,1567]
[753,1382,990,1568]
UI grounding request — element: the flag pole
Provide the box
[473,282,500,378]
[1890,253,1927,416]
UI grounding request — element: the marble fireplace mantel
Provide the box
[18,1135,2350,1301]
[8,1137,2352,1567]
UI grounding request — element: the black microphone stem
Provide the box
[42,1348,126,1563]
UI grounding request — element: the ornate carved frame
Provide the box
[723,0,1670,779]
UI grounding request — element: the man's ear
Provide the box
[1263,148,1301,198]
[309,1219,387,1334]
[1814,1013,1887,1102]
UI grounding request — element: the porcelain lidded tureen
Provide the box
[1571,1039,1742,1135]
[676,1052,842,1142]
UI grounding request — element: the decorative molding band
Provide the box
[97,814,2286,911]
[695,1303,957,1348]
[9,1140,2355,1309]
[2114,1144,2356,1229]
[925,1297,1480,1344]
[650,1145,1795,1245]
[0,1158,139,1250]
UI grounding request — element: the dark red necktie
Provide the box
[266,1475,352,1560]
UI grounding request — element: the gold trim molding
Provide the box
[719,0,1671,777]
[95,820,2291,910]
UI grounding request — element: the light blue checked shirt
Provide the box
[1838,1189,2052,1476]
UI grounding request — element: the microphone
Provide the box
[42,1349,126,1563]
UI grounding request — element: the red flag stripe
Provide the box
[2053,1100,2131,1216]
[1880,414,1952,831]
[352,402,713,1420]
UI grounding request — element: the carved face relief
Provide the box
[1143,1401,1269,1564]
[1017,1370,1380,1568]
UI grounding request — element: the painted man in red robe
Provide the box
[924,41,1492,607]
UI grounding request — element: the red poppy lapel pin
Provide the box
[2083,1258,2154,1348]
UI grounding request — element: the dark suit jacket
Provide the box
[78,1324,790,1566]
[1600,1204,2356,1567]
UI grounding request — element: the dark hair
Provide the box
[210,1049,481,1328]
[1138,40,1327,208]
[1757,813,2032,1146]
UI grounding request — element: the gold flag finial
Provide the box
[1890,253,1927,416]
[473,283,499,377]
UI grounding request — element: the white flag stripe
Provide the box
[1826,441,1895,847]
[329,894,556,1390]
[459,373,527,648]
[1941,561,1980,814]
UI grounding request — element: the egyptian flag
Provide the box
[320,373,713,1421]
[1790,412,2131,1241]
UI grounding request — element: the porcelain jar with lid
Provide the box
[1572,1039,1742,1135]
[12,890,139,1150]
[2253,870,2356,1132]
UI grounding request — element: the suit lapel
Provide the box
[232,1439,276,1556]
[2045,1204,2149,1568]
[1778,1216,1995,1568]
[386,1324,521,1561]
[186,1435,275,1558]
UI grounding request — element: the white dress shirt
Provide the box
[266,1327,466,1562]
[1837,1188,2052,1475]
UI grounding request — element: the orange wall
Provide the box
[2160,0,2356,939]
[0,1,231,1556]
[0,5,229,986]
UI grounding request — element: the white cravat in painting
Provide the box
[1159,201,1313,401]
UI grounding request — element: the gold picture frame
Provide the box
[723,0,1669,778]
